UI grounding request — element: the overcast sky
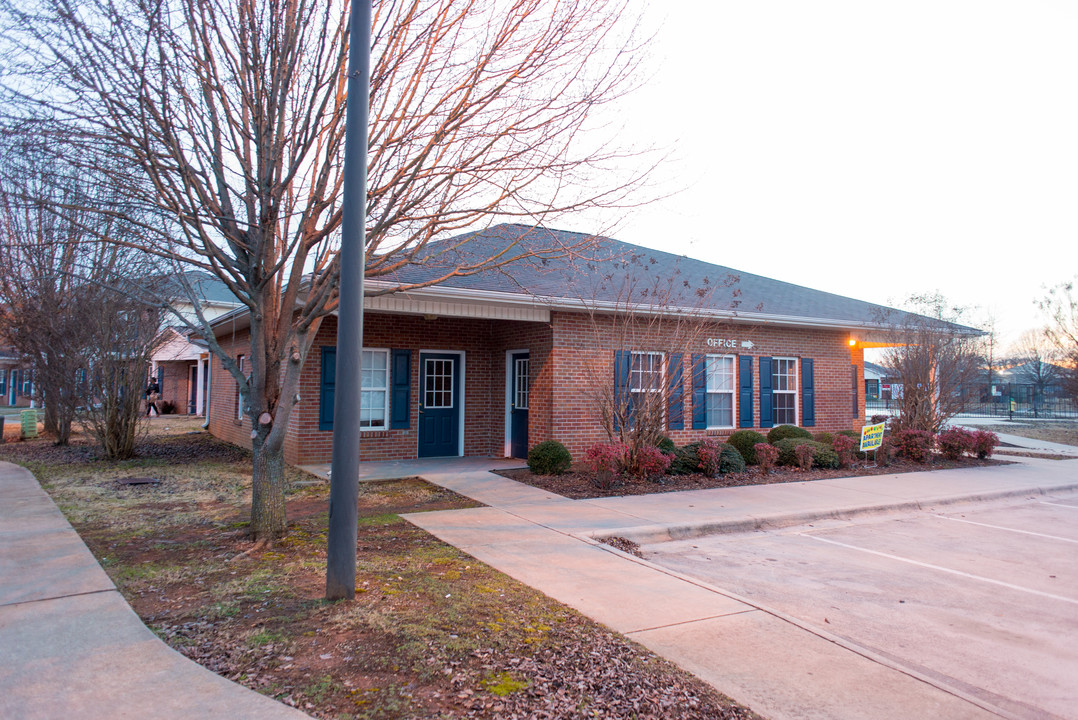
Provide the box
[586,1,1078,350]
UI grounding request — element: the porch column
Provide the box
[195,356,206,416]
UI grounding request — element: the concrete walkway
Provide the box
[396,453,1078,719]
[5,445,1075,720]
[0,462,310,720]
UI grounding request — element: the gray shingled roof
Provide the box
[156,271,241,306]
[384,224,978,333]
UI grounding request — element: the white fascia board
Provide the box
[363,281,900,334]
[357,281,551,322]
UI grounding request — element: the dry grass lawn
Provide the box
[1,421,759,720]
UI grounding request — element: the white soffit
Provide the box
[363,292,550,322]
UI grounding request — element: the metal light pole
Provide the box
[326,0,371,601]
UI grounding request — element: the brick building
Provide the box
[149,272,242,416]
[206,225,948,465]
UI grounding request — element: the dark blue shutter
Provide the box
[691,354,707,429]
[613,350,630,430]
[0,369,6,396]
[801,358,815,427]
[739,355,754,428]
[759,356,773,428]
[390,349,410,429]
[667,353,684,430]
[319,346,336,431]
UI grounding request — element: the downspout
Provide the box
[201,358,211,429]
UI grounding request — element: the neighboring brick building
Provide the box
[150,272,242,416]
[206,225,957,465]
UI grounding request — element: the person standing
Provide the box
[145,379,160,417]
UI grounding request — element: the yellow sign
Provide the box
[859,422,885,452]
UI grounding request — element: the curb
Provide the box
[587,481,1078,545]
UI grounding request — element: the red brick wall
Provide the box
[281,313,553,465]
[208,308,867,466]
[157,361,193,414]
[539,311,865,457]
[207,333,252,451]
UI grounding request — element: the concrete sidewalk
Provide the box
[402,454,1078,719]
[0,462,309,720]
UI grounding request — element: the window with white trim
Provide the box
[705,354,736,428]
[361,349,390,429]
[772,357,798,426]
[629,351,664,424]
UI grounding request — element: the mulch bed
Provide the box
[497,456,1008,501]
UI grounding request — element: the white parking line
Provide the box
[1040,501,1078,510]
[802,534,1078,606]
[933,515,1078,544]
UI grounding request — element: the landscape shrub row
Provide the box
[528,423,1000,486]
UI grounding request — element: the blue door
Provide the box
[509,352,529,458]
[419,353,460,457]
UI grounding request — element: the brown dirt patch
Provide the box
[4,431,760,720]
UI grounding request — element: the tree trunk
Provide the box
[43,399,59,439]
[250,435,287,540]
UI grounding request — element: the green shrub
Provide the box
[527,440,572,475]
[813,445,839,469]
[773,438,837,468]
[813,431,834,445]
[728,430,766,465]
[718,443,746,474]
[668,445,700,476]
[655,436,677,454]
[767,424,813,444]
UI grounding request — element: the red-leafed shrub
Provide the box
[832,433,856,468]
[794,442,815,471]
[695,440,722,477]
[937,427,977,460]
[755,443,779,474]
[973,430,999,459]
[585,442,627,490]
[890,429,936,463]
[634,444,673,480]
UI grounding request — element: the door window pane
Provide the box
[424,358,454,409]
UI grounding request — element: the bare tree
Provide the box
[0,146,109,444]
[1007,329,1060,413]
[2,0,652,538]
[78,289,165,460]
[579,250,740,474]
[1038,279,1078,403]
[880,293,982,433]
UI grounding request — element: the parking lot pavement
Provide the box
[644,491,1078,720]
